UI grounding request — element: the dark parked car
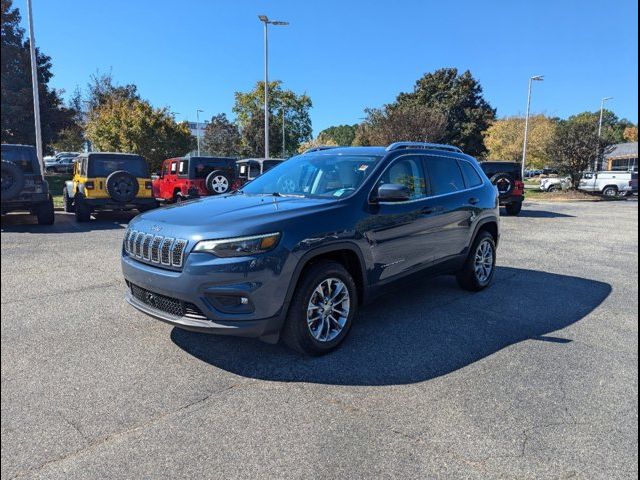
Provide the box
[122,142,500,355]
[1,144,55,224]
[153,156,238,202]
[46,154,78,174]
[479,161,525,216]
[233,158,285,190]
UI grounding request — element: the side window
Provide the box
[178,160,188,176]
[170,161,177,175]
[425,156,465,196]
[249,161,261,179]
[379,156,427,200]
[459,160,484,188]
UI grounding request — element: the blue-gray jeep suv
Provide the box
[122,142,500,355]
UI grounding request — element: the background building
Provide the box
[605,142,638,172]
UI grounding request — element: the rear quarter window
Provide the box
[459,160,484,188]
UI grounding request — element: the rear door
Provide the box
[421,155,476,262]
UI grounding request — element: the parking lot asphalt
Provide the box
[1,201,638,479]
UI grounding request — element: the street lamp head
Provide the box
[602,96,614,101]
[531,75,544,81]
[197,109,204,113]
[271,21,289,26]
[258,15,269,22]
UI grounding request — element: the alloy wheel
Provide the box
[211,176,229,194]
[306,278,350,342]
[474,239,494,284]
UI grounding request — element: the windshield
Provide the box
[241,154,382,198]
[88,155,149,177]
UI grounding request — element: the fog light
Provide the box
[240,297,249,305]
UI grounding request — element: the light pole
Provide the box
[281,106,286,158]
[596,96,613,171]
[521,75,544,179]
[258,15,289,159]
[26,0,44,171]
[196,109,204,156]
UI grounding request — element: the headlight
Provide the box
[193,232,281,258]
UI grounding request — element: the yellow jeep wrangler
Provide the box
[63,152,158,222]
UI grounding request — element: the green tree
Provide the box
[483,115,558,169]
[394,68,496,156]
[1,0,74,152]
[353,104,447,146]
[548,113,613,184]
[85,96,192,172]
[318,124,357,146]
[233,81,312,157]
[201,113,242,157]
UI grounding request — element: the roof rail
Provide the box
[303,145,340,154]
[386,142,463,154]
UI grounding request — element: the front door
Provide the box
[364,155,437,283]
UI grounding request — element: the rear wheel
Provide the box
[456,231,496,292]
[62,187,73,212]
[35,195,55,225]
[282,260,358,356]
[504,201,523,216]
[548,185,560,193]
[74,194,91,222]
[602,186,618,197]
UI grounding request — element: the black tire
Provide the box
[548,185,560,193]
[137,202,158,213]
[1,160,26,201]
[74,194,91,222]
[456,231,497,292]
[205,171,231,195]
[106,170,139,202]
[281,260,358,356]
[62,187,73,213]
[504,201,523,216]
[490,173,516,198]
[602,186,618,198]
[35,195,55,225]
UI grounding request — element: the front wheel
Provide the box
[74,195,91,222]
[504,201,522,216]
[456,231,497,292]
[282,260,358,356]
[35,195,55,225]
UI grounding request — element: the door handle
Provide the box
[468,197,480,205]
[421,206,441,215]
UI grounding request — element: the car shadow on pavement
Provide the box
[171,267,611,386]
[513,209,576,218]
[0,211,137,233]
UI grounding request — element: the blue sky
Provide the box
[17,0,639,134]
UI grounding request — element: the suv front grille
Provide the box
[124,229,188,269]
[129,283,207,320]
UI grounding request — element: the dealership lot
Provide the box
[1,201,638,479]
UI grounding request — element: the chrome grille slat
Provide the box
[134,232,145,258]
[142,234,153,260]
[123,229,188,270]
[151,236,163,263]
[171,239,187,268]
[161,238,175,266]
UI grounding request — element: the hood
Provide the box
[128,193,340,240]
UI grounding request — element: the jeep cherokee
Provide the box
[1,144,55,225]
[63,152,158,222]
[122,142,500,355]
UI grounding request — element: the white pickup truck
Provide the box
[578,171,636,197]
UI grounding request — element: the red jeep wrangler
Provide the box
[153,156,237,203]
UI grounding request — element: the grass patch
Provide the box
[525,189,627,202]
[45,174,71,195]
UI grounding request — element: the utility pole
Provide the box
[26,0,44,171]
[196,109,204,156]
[258,15,288,159]
[596,97,613,171]
[521,75,544,180]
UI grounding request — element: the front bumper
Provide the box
[121,250,291,343]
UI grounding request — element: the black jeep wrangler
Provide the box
[1,144,55,225]
[479,161,525,216]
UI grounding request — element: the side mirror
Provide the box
[375,183,410,202]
